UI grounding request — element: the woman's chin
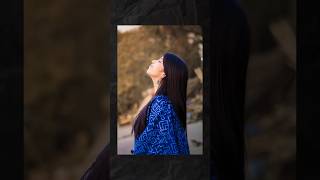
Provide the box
[146,69,151,75]
[146,71,154,78]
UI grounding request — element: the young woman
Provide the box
[131,52,190,155]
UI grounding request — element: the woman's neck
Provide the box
[152,79,159,95]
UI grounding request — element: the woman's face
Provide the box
[146,56,165,79]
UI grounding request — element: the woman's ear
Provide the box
[162,73,166,78]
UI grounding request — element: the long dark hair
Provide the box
[132,52,189,138]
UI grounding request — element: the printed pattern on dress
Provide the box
[133,95,190,155]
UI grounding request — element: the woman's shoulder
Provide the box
[150,95,174,112]
[152,95,171,106]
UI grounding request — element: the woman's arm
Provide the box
[149,105,182,155]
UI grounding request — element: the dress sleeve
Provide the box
[134,96,181,155]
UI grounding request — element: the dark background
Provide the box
[1,0,318,180]
[240,0,296,179]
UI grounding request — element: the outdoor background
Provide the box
[117,25,203,155]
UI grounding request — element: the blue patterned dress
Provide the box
[132,95,190,155]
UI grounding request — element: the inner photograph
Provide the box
[117,25,203,155]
